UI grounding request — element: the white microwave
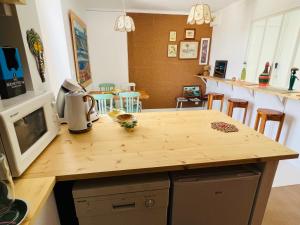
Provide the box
[0,91,59,177]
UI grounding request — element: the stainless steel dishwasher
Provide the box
[170,166,261,225]
[73,174,170,225]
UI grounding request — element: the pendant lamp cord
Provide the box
[122,0,126,14]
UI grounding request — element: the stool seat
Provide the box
[257,108,284,116]
[207,93,224,111]
[228,98,248,104]
[254,108,285,142]
[227,98,249,124]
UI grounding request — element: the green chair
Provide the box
[98,83,115,92]
[118,92,141,113]
[93,94,114,114]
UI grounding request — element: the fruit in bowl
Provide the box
[116,114,138,131]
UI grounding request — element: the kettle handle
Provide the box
[83,95,96,121]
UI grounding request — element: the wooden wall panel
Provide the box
[128,13,213,109]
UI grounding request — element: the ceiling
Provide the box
[84,0,241,13]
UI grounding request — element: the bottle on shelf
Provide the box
[259,62,271,87]
[288,68,299,91]
[240,62,247,81]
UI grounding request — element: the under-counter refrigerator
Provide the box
[170,167,261,225]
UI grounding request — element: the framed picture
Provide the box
[168,44,177,58]
[69,10,92,87]
[179,41,199,59]
[199,38,211,65]
[169,31,177,42]
[185,29,196,40]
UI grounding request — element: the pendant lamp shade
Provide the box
[187,4,212,25]
[114,15,135,32]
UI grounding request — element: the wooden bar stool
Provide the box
[227,98,249,124]
[207,93,224,112]
[254,108,285,142]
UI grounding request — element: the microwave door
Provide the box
[14,108,48,155]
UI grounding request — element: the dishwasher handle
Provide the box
[112,202,136,211]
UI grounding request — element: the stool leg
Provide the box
[220,98,224,112]
[254,114,260,131]
[243,107,248,124]
[180,102,183,109]
[275,114,285,142]
[259,115,267,134]
[207,95,213,110]
[176,101,179,109]
[227,102,233,117]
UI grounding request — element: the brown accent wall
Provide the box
[127,13,213,109]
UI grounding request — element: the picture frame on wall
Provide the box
[169,31,177,42]
[199,38,211,65]
[185,29,196,40]
[167,44,177,58]
[179,41,199,59]
[69,10,92,87]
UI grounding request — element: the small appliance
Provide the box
[56,79,99,123]
[214,60,228,78]
[73,174,170,225]
[0,91,59,177]
[65,91,96,134]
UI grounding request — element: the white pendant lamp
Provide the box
[114,0,135,32]
[187,3,212,25]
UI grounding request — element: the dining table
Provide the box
[89,90,150,100]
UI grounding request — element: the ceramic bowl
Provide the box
[116,114,138,130]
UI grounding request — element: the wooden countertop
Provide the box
[15,177,56,225]
[196,75,300,100]
[22,110,298,181]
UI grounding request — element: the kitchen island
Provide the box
[18,111,298,225]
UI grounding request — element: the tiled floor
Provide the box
[263,185,300,225]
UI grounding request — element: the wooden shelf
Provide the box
[15,177,56,225]
[196,75,300,101]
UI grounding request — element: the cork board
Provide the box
[127,13,213,109]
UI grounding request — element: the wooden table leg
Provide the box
[227,102,233,117]
[254,114,260,131]
[249,161,279,225]
[275,114,285,142]
[243,107,248,124]
[259,115,267,134]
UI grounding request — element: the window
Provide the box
[245,8,300,89]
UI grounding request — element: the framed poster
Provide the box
[199,38,211,65]
[69,10,92,87]
[179,41,199,59]
[185,29,196,40]
[168,44,177,58]
[169,31,177,42]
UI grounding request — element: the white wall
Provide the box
[16,0,50,92]
[210,0,300,79]
[253,0,300,20]
[86,10,129,87]
[35,0,72,96]
[210,0,255,78]
[60,0,87,81]
[209,0,300,187]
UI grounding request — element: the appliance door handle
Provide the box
[83,95,95,121]
[112,202,136,210]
